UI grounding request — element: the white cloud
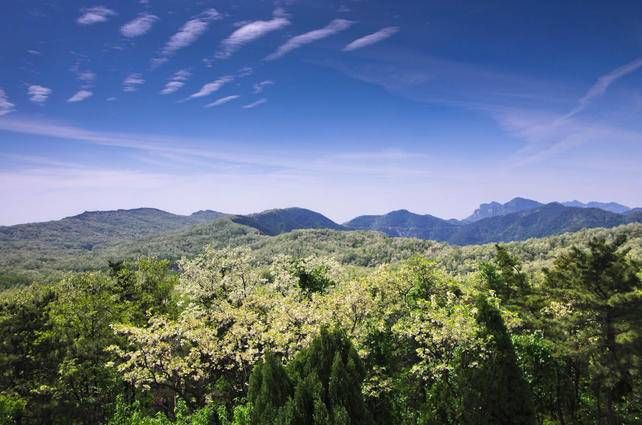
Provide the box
[67,90,93,103]
[78,70,96,84]
[187,76,233,99]
[266,19,353,60]
[0,89,15,116]
[243,98,267,109]
[494,108,642,167]
[77,6,116,25]
[28,85,52,103]
[121,13,159,37]
[123,73,145,92]
[153,9,220,66]
[218,16,290,58]
[71,64,96,89]
[161,81,184,95]
[238,67,254,77]
[343,26,399,51]
[205,95,240,108]
[160,70,191,95]
[253,80,274,94]
[564,56,642,119]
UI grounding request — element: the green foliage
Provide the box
[248,352,291,425]
[543,236,642,425]
[0,394,26,425]
[249,329,373,425]
[1,229,641,424]
[457,298,536,425]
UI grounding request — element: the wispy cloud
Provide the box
[67,90,93,103]
[123,73,145,92]
[28,85,52,103]
[343,26,399,51]
[71,64,96,90]
[238,67,254,78]
[218,15,290,59]
[266,19,353,60]
[160,69,191,95]
[205,95,240,108]
[186,76,233,100]
[0,89,15,116]
[152,9,220,66]
[564,56,642,119]
[253,80,274,94]
[77,6,116,25]
[243,98,267,109]
[121,13,159,38]
[494,108,642,167]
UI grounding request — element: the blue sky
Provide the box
[1,0,641,225]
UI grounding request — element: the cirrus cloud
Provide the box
[217,16,290,59]
[121,13,159,38]
[77,6,116,25]
[0,89,15,116]
[160,70,192,95]
[123,73,145,92]
[68,90,93,103]
[343,26,399,51]
[243,98,267,109]
[187,76,234,100]
[266,19,353,60]
[28,85,52,103]
[152,9,220,66]
[253,80,274,94]
[205,95,241,108]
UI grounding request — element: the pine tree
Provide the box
[248,351,292,425]
[287,328,374,425]
[459,298,537,425]
[544,236,641,425]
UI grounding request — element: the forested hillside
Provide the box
[2,202,642,287]
[1,228,640,424]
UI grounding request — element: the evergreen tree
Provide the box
[544,236,642,425]
[248,351,292,425]
[458,298,537,425]
[287,328,373,425]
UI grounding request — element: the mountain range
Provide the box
[2,197,641,285]
[2,197,639,249]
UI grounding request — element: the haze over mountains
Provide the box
[2,197,639,247]
[2,196,641,285]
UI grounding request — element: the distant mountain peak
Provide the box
[464,197,542,223]
[231,207,343,236]
[561,200,630,214]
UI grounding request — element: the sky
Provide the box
[1,0,642,225]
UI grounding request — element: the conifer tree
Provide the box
[248,351,292,425]
[458,298,537,425]
[544,236,641,425]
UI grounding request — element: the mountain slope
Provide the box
[344,209,460,240]
[450,203,629,244]
[231,208,344,236]
[562,200,630,214]
[0,208,225,251]
[464,197,543,222]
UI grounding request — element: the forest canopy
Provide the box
[0,229,641,425]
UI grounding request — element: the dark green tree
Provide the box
[458,298,537,425]
[544,236,642,425]
[480,245,528,303]
[248,351,292,425]
[287,328,373,425]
